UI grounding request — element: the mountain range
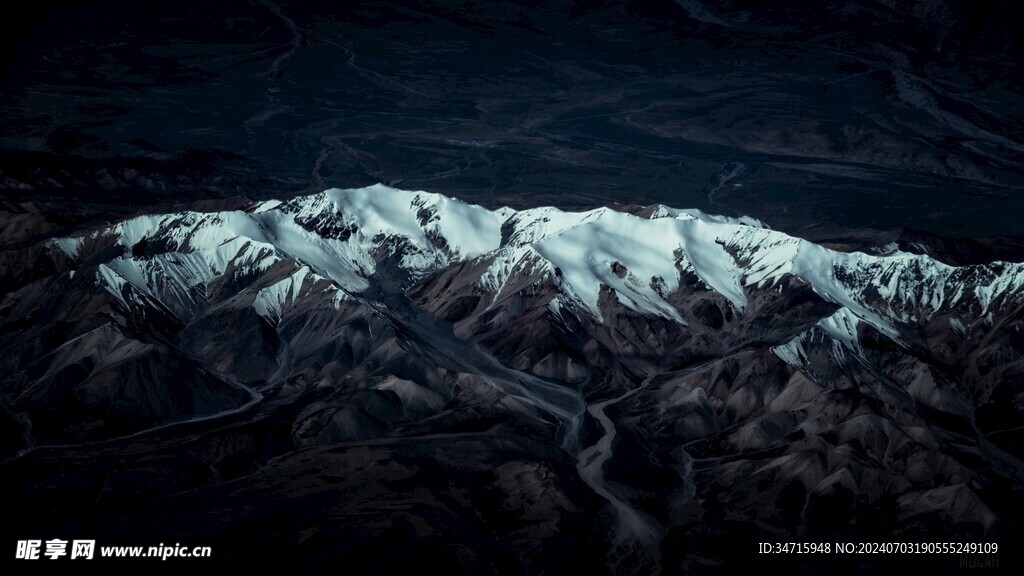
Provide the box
[2,185,1022,572]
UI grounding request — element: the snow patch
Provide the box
[253,267,311,322]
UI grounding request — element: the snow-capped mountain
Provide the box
[4,185,1024,573]
[49,184,1024,334]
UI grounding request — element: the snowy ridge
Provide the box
[95,238,279,316]
[49,185,1024,335]
[648,204,767,228]
[252,267,312,322]
[250,266,351,323]
[772,307,865,368]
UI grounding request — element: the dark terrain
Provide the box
[4,1,1024,245]
[2,1,1024,573]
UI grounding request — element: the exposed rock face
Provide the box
[2,185,1022,573]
